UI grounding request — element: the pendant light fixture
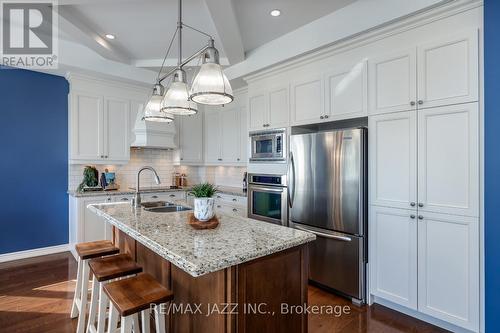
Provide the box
[189,40,233,105]
[143,82,174,122]
[142,0,233,120]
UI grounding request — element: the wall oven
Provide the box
[247,174,287,226]
[249,129,286,162]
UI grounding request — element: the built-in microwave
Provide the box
[249,128,286,162]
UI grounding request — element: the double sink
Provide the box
[141,201,192,213]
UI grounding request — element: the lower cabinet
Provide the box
[214,193,247,218]
[369,205,479,331]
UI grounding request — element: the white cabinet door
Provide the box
[325,60,367,120]
[221,107,241,163]
[368,49,417,115]
[268,86,289,128]
[369,111,417,210]
[179,111,204,164]
[82,196,112,242]
[70,92,104,161]
[417,30,478,109]
[290,74,324,125]
[417,212,479,331]
[204,110,222,163]
[239,106,248,163]
[417,103,479,217]
[104,98,130,162]
[369,205,418,309]
[248,93,267,131]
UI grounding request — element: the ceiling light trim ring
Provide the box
[190,91,234,104]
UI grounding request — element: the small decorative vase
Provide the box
[193,197,215,222]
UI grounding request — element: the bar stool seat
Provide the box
[105,273,174,333]
[71,241,119,333]
[76,240,120,260]
[86,254,143,333]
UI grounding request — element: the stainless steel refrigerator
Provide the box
[288,128,367,304]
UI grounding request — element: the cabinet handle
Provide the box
[121,198,129,201]
[320,116,324,119]
[324,115,329,119]
[217,195,222,199]
[107,198,111,202]
[232,208,238,212]
[410,101,416,106]
[418,203,424,207]
[217,205,221,208]
[410,202,416,207]
[218,158,223,161]
[105,155,108,158]
[232,198,237,202]
[180,158,183,161]
[100,155,104,158]
[410,214,416,219]
[418,100,424,105]
[418,215,424,220]
[169,194,175,198]
[237,158,240,161]
[151,195,158,199]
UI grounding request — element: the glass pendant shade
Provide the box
[190,44,233,105]
[161,69,198,115]
[143,84,174,122]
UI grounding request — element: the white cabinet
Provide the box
[248,86,289,131]
[204,109,222,164]
[239,106,248,163]
[417,30,478,109]
[417,104,479,217]
[369,30,478,116]
[214,193,247,218]
[290,74,324,125]
[104,98,130,162]
[324,60,368,120]
[221,107,241,163]
[370,206,418,309]
[417,212,479,330]
[369,111,417,209]
[178,111,204,164]
[369,49,417,115]
[70,92,130,164]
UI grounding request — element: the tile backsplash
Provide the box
[69,149,247,191]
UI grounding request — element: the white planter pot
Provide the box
[193,197,215,222]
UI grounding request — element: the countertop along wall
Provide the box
[0,67,69,255]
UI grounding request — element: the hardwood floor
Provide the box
[0,252,448,333]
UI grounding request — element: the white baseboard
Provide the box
[372,296,476,333]
[0,244,70,263]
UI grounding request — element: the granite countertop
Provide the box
[87,202,315,277]
[68,185,247,198]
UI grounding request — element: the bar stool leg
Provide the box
[107,304,119,333]
[155,305,166,333]
[96,282,109,333]
[120,316,133,333]
[131,313,140,333]
[71,257,84,318]
[141,309,151,333]
[76,260,90,333]
[86,275,99,332]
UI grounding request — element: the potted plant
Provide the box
[190,183,218,222]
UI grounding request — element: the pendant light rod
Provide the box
[178,0,182,66]
[158,42,212,83]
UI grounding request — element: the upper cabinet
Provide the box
[369,30,478,115]
[369,49,417,115]
[248,85,289,131]
[177,111,204,165]
[290,74,324,125]
[68,74,148,165]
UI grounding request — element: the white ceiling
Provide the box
[233,0,357,53]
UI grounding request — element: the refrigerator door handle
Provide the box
[288,151,296,208]
[294,225,352,242]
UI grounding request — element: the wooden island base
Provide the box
[114,228,309,333]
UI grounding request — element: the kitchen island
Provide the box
[88,202,315,333]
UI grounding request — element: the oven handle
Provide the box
[288,151,295,208]
[294,225,352,242]
[248,185,284,193]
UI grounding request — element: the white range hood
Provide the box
[131,107,177,149]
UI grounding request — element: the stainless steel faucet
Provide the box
[132,166,161,208]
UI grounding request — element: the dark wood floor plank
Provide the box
[0,252,449,333]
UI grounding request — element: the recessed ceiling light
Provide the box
[270,9,281,17]
[105,34,115,40]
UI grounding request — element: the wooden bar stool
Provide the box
[71,241,120,333]
[87,254,143,333]
[104,273,174,333]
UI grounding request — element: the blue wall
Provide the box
[485,1,500,331]
[0,67,69,254]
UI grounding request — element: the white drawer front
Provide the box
[215,193,247,207]
[216,203,247,218]
[142,191,186,202]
